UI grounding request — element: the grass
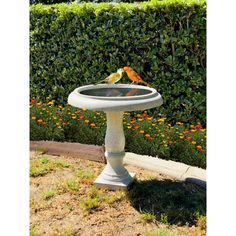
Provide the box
[79,187,128,212]
[75,169,96,184]
[30,225,38,236]
[30,156,70,177]
[56,180,80,194]
[80,197,100,212]
[147,229,188,236]
[42,189,57,200]
[80,186,101,212]
[140,212,157,223]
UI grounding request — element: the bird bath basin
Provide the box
[68,84,163,190]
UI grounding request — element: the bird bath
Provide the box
[68,84,163,190]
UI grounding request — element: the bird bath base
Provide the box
[94,170,136,190]
[93,111,136,190]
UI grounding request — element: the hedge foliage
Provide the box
[30,0,74,4]
[30,0,139,4]
[30,0,206,125]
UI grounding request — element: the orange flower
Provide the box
[130,120,137,125]
[90,123,96,128]
[196,145,202,150]
[145,134,151,138]
[42,122,46,125]
[84,120,89,123]
[140,130,145,134]
[37,119,43,123]
[147,137,153,141]
[79,116,85,120]
[134,126,140,130]
[190,125,195,129]
[62,122,67,126]
[31,116,36,120]
[183,131,189,135]
[192,141,196,145]
[57,126,62,129]
[179,135,184,139]
[187,137,193,141]
[196,124,202,129]
[169,140,173,144]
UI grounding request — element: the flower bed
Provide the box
[30,99,206,168]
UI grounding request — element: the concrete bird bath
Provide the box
[68,84,163,190]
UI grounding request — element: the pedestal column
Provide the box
[94,111,135,190]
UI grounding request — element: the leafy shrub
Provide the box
[30,0,74,4]
[30,0,206,125]
[30,101,206,168]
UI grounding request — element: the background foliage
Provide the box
[30,0,74,4]
[30,0,147,4]
[30,0,206,125]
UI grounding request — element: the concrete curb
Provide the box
[124,152,206,188]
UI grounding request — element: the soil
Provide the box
[30,151,205,236]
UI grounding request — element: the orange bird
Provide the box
[123,66,152,87]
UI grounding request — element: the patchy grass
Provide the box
[74,169,96,184]
[30,152,206,235]
[140,212,157,223]
[30,156,70,177]
[80,196,100,212]
[29,225,38,236]
[42,189,57,200]
[56,179,80,194]
[147,228,188,236]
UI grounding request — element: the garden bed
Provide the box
[30,151,206,236]
[30,101,206,169]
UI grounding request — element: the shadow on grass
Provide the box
[127,179,206,226]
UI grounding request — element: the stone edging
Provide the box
[124,152,206,188]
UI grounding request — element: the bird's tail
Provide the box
[142,81,152,88]
[95,79,106,85]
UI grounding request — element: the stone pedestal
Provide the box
[94,111,135,190]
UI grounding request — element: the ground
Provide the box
[30,151,206,236]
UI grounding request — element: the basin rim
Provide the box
[68,84,163,112]
[75,84,157,101]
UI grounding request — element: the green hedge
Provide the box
[30,0,206,125]
[30,0,74,4]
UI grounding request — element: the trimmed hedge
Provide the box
[30,0,74,4]
[30,0,206,125]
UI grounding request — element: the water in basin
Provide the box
[80,88,152,97]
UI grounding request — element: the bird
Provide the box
[95,68,124,84]
[123,66,152,87]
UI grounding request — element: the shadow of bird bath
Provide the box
[127,179,206,226]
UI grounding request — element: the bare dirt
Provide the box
[30,151,206,236]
